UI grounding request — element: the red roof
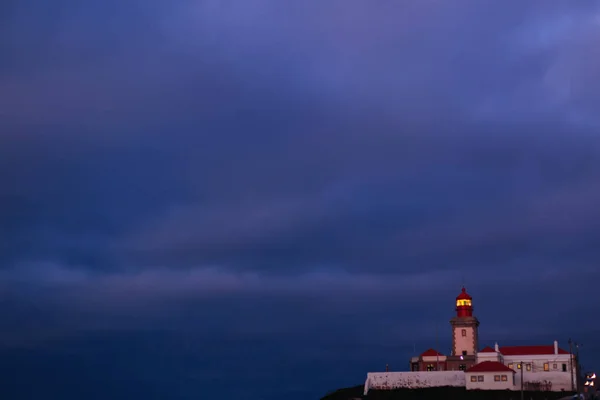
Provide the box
[479,346,496,353]
[456,286,472,300]
[421,348,444,357]
[466,361,515,373]
[499,345,569,356]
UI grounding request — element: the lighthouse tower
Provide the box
[450,287,479,360]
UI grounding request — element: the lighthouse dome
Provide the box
[455,287,473,317]
[456,287,472,301]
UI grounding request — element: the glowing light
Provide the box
[456,299,472,307]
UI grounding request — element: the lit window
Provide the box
[494,375,500,381]
[471,376,477,382]
[477,375,484,382]
[501,375,508,381]
[456,299,472,307]
[508,363,513,369]
[461,329,467,337]
[459,364,467,371]
[544,363,549,371]
[427,364,434,371]
[526,364,531,371]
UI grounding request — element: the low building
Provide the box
[410,349,447,371]
[476,341,576,390]
[465,361,516,390]
[500,343,572,374]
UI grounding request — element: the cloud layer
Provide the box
[2,1,600,399]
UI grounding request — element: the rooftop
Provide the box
[466,361,515,373]
[420,349,444,357]
[456,287,472,300]
[499,345,569,356]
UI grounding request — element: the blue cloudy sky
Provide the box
[1,1,600,399]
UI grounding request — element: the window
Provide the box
[477,375,484,382]
[501,375,508,381]
[459,364,467,371]
[526,364,531,371]
[544,363,549,371]
[470,376,477,382]
[553,363,557,370]
[461,329,467,337]
[494,375,501,381]
[456,299,472,307]
[508,363,513,369]
[462,350,467,356]
[426,364,434,371]
[562,364,567,372]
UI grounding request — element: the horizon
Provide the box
[2,1,600,399]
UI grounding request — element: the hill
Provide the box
[321,385,364,400]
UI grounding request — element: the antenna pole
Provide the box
[576,343,582,399]
[520,361,524,400]
[436,323,440,370]
[569,338,575,392]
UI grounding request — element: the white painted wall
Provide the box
[466,372,515,390]
[364,371,466,395]
[476,351,502,363]
[502,354,573,373]
[454,326,475,355]
[514,371,575,392]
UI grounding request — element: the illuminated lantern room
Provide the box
[455,287,473,318]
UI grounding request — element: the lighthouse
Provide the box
[448,287,479,370]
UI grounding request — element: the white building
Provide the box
[478,341,573,375]
[466,361,516,390]
[477,342,576,391]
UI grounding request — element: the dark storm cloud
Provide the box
[2,1,600,399]
[1,0,599,315]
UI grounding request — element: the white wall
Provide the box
[363,370,574,394]
[364,371,466,395]
[476,352,502,363]
[514,371,575,392]
[503,354,573,373]
[466,372,515,390]
[454,326,475,355]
